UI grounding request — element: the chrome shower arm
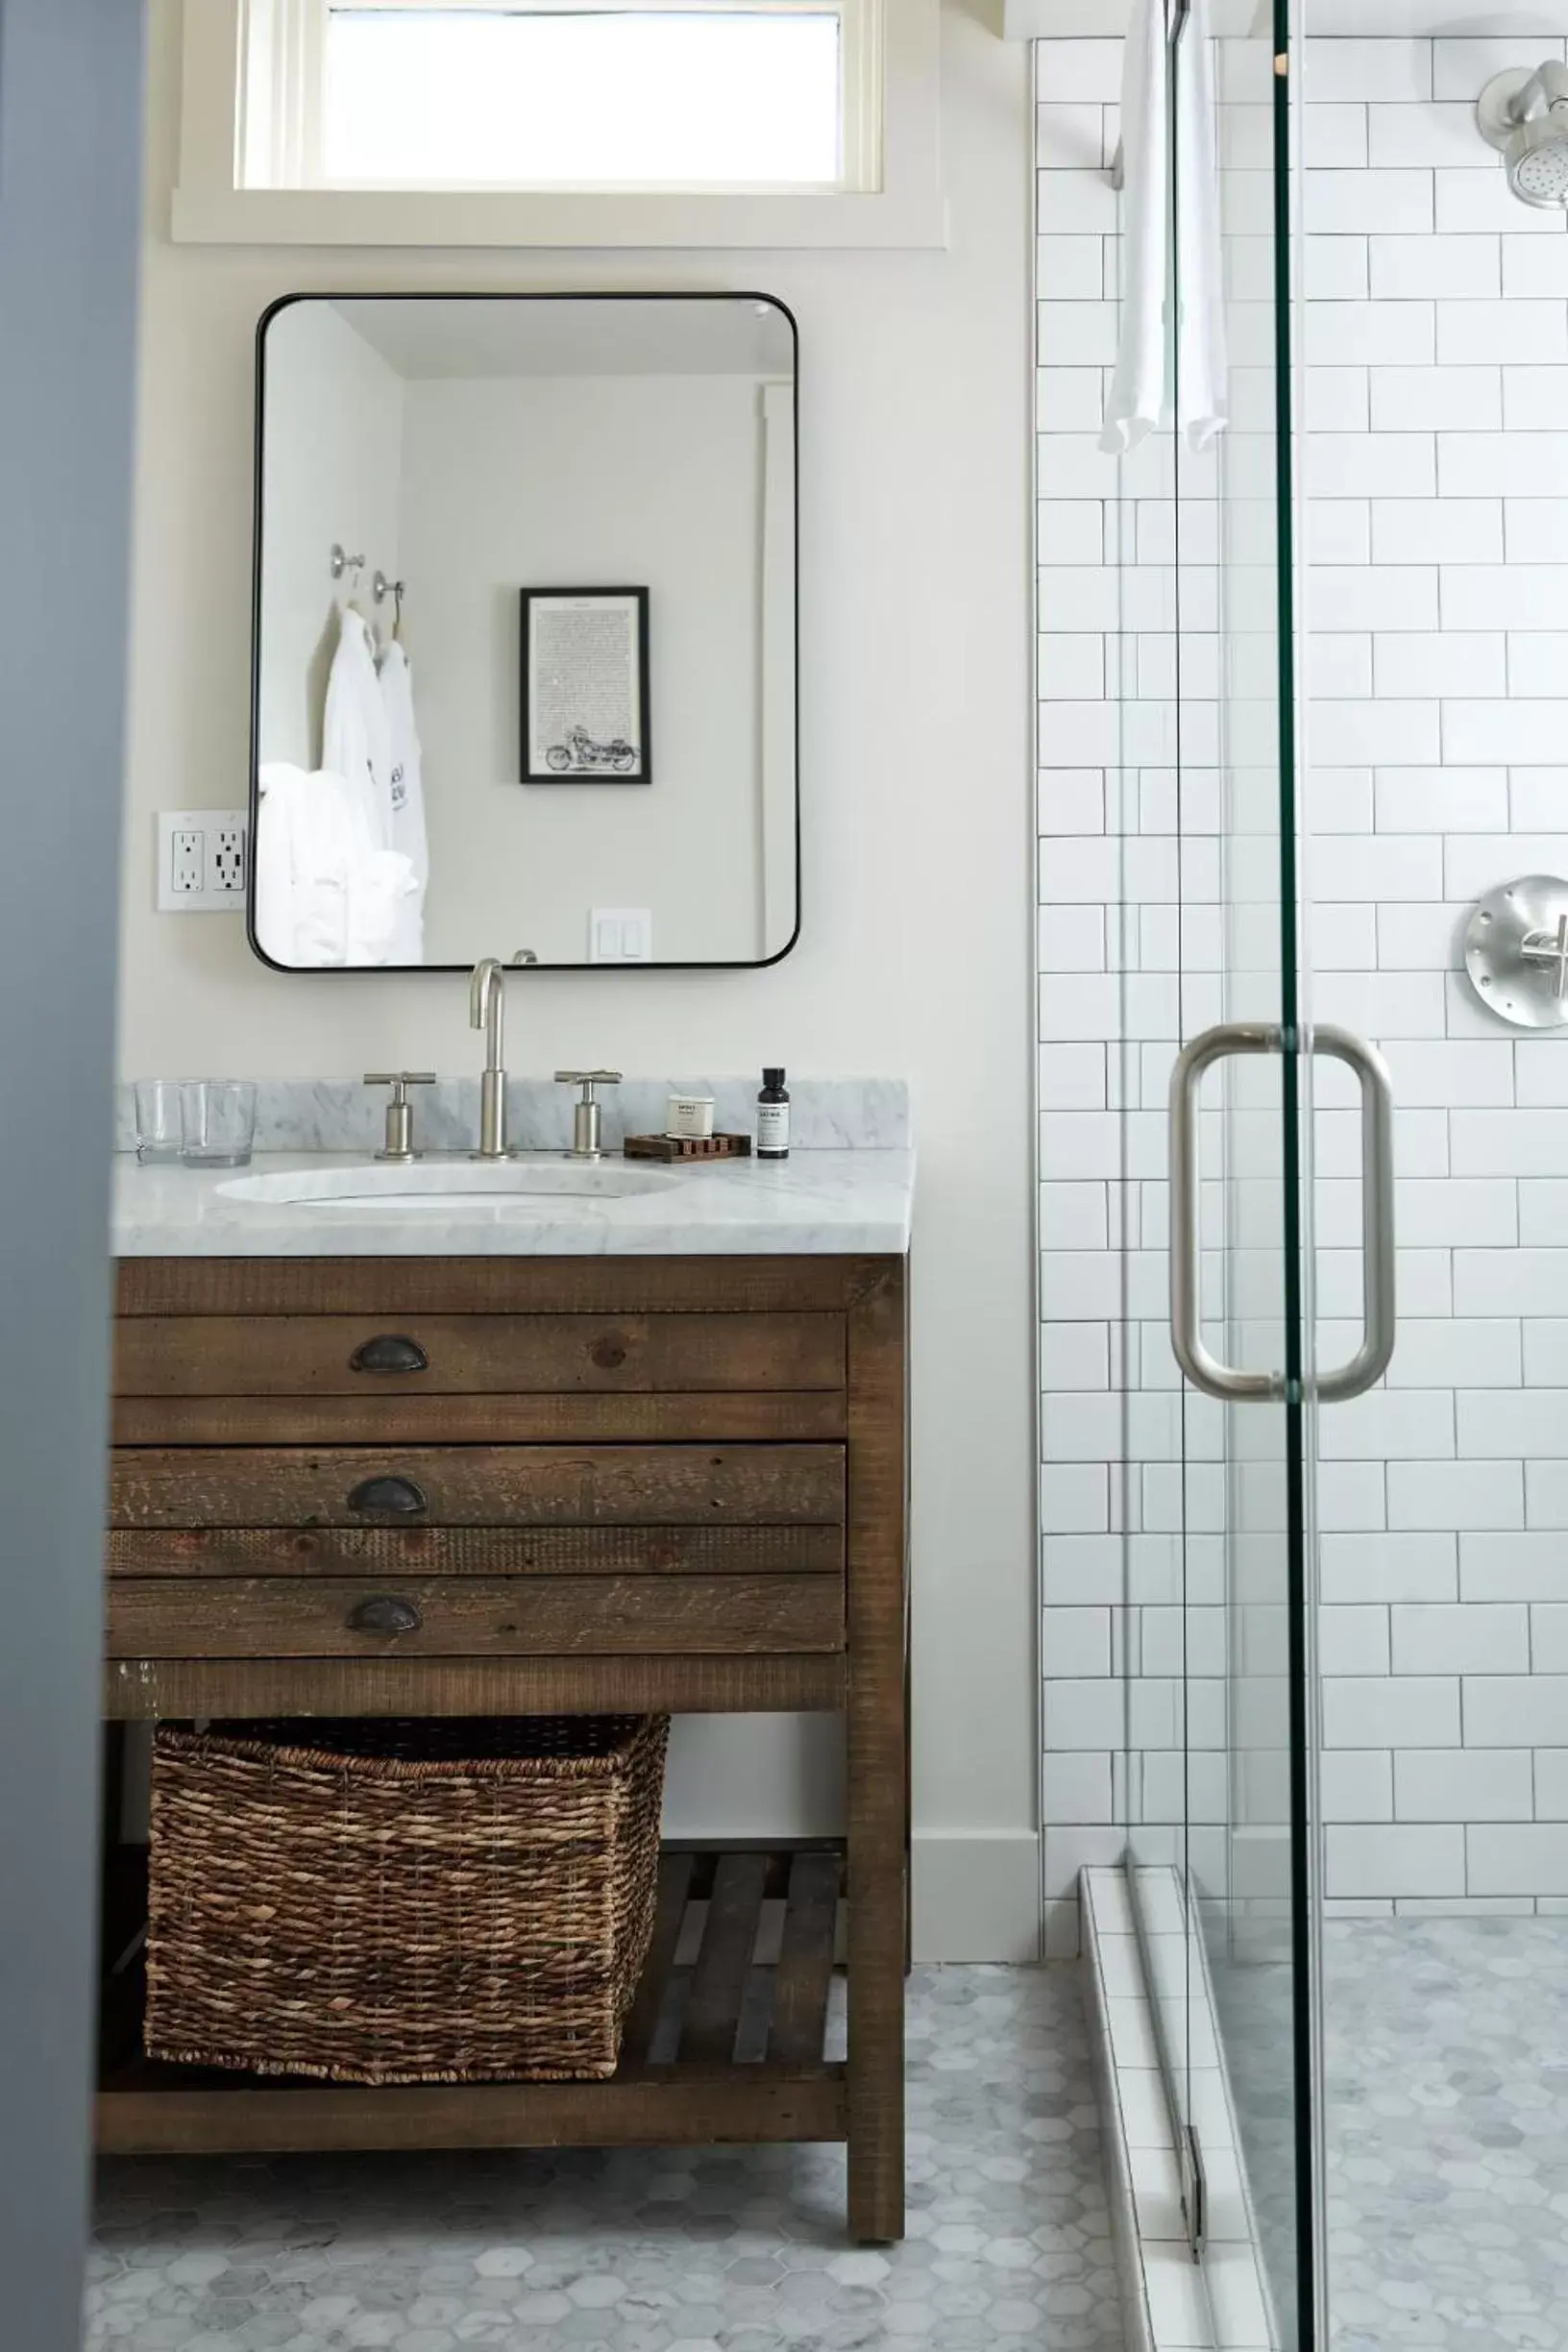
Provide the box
[1498,60,1568,120]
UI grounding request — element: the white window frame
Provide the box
[177,0,943,247]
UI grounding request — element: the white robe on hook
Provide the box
[1100,0,1228,458]
[379,638,429,966]
[323,606,395,850]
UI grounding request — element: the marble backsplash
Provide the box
[114,1077,911,1158]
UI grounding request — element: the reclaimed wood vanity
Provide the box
[98,1218,909,2243]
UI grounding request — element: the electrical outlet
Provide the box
[158,811,249,913]
[208,826,246,897]
[171,829,203,896]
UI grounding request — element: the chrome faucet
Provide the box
[469,958,508,1158]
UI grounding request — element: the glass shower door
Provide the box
[1099,7,1399,2340]
[1163,11,1399,2344]
[1164,4,1316,2343]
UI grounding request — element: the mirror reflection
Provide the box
[252,293,798,971]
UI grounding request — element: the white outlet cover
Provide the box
[589,908,653,963]
[158,810,249,913]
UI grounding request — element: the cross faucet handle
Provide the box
[1521,915,1568,1000]
[554,1072,623,1162]
[363,1071,435,1162]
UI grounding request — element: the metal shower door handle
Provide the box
[1168,1021,1396,1405]
[1313,1026,1397,1405]
[1169,1023,1285,1404]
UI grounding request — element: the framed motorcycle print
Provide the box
[520,586,652,784]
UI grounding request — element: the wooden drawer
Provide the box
[110,1393,847,1448]
[109,1445,846,1531]
[105,1571,844,1658]
[106,1524,845,1580]
[113,1314,845,1398]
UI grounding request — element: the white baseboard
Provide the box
[912,1829,1041,1962]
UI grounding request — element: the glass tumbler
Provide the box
[180,1080,258,1167]
[135,1079,186,1164]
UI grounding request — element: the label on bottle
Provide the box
[757,1102,791,1155]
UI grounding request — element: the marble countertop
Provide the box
[111,1148,916,1259]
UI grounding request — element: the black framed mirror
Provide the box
[250,292,799,972]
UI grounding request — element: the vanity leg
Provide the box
[845,1261,907,2246]
[100,1722,127,1897]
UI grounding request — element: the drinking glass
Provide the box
[180,1080,258,1167]
[135,1079,185,1164]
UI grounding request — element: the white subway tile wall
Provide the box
[1037,35,1568,1942]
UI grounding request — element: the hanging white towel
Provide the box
[1100,0,1228,457]
[323,607,395,850]
[379,639,429,966]
[1101,0,1170,457]
[1175,0,1228,454]
[255,761,417,969]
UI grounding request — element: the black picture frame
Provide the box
[520,586,652,785]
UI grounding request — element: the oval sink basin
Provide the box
[217,1159,684,1211]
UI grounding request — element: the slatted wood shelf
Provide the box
[97,1844,847,2156]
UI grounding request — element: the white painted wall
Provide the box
[119,0,1038,1959]
[257,300,404,772]
[397,371,772,966]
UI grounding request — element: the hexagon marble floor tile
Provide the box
[86,1965,1126,2352]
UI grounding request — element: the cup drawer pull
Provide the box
[346,1594,423,1636]
[349,1335,429,1376]
[347,1476,429,1516]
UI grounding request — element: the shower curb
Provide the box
[1081,1865,1276,2352]
[1082,1867,1158,2352]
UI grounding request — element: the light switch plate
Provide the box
[157,810,249,913]
[589,908,653,963]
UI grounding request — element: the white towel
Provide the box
[1100,0,1228,457]
[255,760,417,969]
[379,639,429,966]
[1175,0,1228,454]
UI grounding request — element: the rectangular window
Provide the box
[318,6,850,191]
[177,0,942,247]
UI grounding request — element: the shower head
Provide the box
[1479,63,1568,208]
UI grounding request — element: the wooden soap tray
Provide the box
[624,1133,753,1162]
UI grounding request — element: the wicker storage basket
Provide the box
[145,1714,670,2086]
